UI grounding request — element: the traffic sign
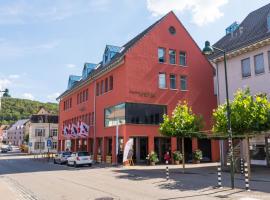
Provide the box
[47,139,52,148]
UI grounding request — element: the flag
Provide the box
[71,123,78,137]
[78,121,89,137]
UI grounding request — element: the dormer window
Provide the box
[102,45,121,65]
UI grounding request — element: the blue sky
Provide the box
[0,0,268,103]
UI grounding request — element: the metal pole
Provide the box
[166,160,169,181]
[217,165,222,188]
[223,51,234,189]
[116,122,119,160]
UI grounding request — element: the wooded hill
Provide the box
[0,97,58,125]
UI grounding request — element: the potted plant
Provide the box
[173,151,183,165]
[192,149,202,164]
[148,151,159,166]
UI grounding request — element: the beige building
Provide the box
[28,108,59,154]
[209,4,270,167]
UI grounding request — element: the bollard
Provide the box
[244,162,250,191]
[240,158,244,175]
[166,160,169,181]
[217,165,222,188]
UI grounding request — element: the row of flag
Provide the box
[63,121,89,138]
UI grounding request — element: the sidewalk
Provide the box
[0,177,17,200]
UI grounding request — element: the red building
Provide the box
[57,12,219,164]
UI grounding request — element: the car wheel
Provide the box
[88,163,92,167]
[53,159,57,164]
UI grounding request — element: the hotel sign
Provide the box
[129,90,156,98]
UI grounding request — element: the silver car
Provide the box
[54,152,72,164]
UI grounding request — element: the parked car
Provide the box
[1,147,8,153]
[54,151,72,164]
[7,145,12,151]
[67,151,93,167]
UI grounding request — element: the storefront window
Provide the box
[105,103,167,127]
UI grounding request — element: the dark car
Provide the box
[54,151,72,164]
[1,148,8,153]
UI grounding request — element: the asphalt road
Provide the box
[0,152,269,200]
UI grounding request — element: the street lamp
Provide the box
[202,41,235,189]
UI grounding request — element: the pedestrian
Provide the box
[164,151,171,164]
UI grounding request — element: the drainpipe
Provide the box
[93,80,97,161]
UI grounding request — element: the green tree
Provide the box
[160,102,203,171]
[213,89,270,135]
[213,88,270,175]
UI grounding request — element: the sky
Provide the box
[0,0,269,103]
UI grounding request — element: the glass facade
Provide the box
[105,103,167,127]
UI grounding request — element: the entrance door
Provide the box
[184,138,192,162]
[198,139,212,162]
[139,137,148,162]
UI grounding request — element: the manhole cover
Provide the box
[95,197,114,200]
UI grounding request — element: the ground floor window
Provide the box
[52,142,57,149]
[34,142,45,150]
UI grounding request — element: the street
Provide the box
[0,152,269,200]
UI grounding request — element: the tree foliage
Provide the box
[159,102,203,137]
[0,97,58,125]
[213,88,270,135]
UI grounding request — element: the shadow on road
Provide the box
[113,166,270,195]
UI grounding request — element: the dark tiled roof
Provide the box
[57,12,171,99]
[209,3,270,60]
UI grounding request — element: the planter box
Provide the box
[174,160,180,165]
[97,155,102,163]
[106,156,112,164]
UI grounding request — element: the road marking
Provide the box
[1,176,39,200]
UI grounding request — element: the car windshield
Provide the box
[78,152,89,157]
[63,152,71,156]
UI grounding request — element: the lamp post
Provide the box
[202,41,235,189]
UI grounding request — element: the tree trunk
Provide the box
[182,137,185,173]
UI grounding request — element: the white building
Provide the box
[7,119,29,146]
[28,108,59,154]
[209,4,270,167]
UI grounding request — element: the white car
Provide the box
[67,151,93,167]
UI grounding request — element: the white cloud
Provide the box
[22,93,34,100]
[66,64,77,69]
[8,74,20,79]
[146,0,228,26]
[47,92,60,102]
[0,78,11,90]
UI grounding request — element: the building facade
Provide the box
[28,108,59,154]
[210,4,270,167]
[7,120,29,146]
[57,12,219,164]
[0,125,9,144]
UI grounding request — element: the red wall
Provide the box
[58,12,219,161]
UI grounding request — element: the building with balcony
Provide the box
[57,11,219,164]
